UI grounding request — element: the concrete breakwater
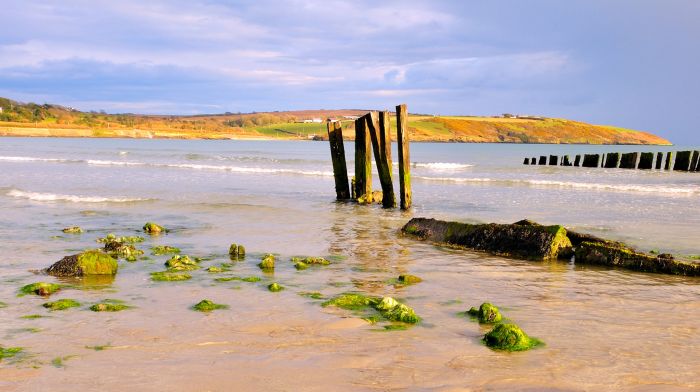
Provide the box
[524,150,700,171]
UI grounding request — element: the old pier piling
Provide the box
[396,104,412,210]
[354,115,372,203]
[673,151,691,171]
[549,155,558,166]
[604,152,620,168]
[573,155,581,166]
[327,120,351,200]
[538,156,547,165]
[582,154,600,168]
[523,149,700,173]
[619,152,638,169]
[638,152,654,170]
[655,152,664,170]
[368,111,396,208]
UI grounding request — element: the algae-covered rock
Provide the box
[104,240,144,260]
[241,276,261,283]
[397,274,422,284]
[46,250,118,277]
[0,346,23,361]
[374,297,420,324]
[483,323,542,351]
[299,291,324,299]
[294,261,309,270]
[62,226,83,234]
[90,302,129,312]
[19,282,61,297]
[192,299,228,312]
[165,255,198,271]
[402,217,572,260]
[143,222,166,234]
[97,234,144,244]
[467,302,502,323]
[292,256,330,270]
[43,299,81,311]
[268,283,283,292]
[228,243,246,259]
[151,245,180,256]
[575,241,700,276]
[258,254,275,270]
[150,271,191,281]
[206,266,224,273]
[322,293,377,310]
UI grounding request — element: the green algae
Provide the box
[20,314,45,319]
[52,355,77,368]
[299,291,324,299]
[291,256,331,266]
[165,255,198,271]
[214,275,260,283]
[397,274,422,284]
[104,241,144,261]
[62,226,83,234]
[483,323,543,351]
[143,222,166,234]
[228,243,246,259]
[97,233,144,244]
[0,301,7,308]
[267,283,283,292]
[322,294,420,324]
[206,266,225,273]
[383,324,410,331]
[43,299,81,311]
[90,302,129,312]
[258,254,275,270]
[192,299,228,312]
[19,282,61,297]
[322,293,377,310]
[374,297,420,324]
[85,344,112,351]
[241,276,261,283]
[467,302,503,324]
[150,271,191,282]
[0,346,24,361]
[151,245,181,256]
[77,250,118,274]
[294,261,309,270]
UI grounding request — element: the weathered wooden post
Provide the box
[582,154,600,168]
[619,152,639,169]
[327,121,350,200]
[673,151,691,171]
[574,155,581,166]
[604,152,620,168]
[664,151,674,170]
[549,155,558,166]
[538,156,547,165]
[523,158,530,165]
[655,152,664,170]
[368,111,396,208]
[638,152,654,170]
[354,115,372,203]
[561,155,572,166]
[396,104,411,210]
[689,151,699,172]
[530,157,537,165]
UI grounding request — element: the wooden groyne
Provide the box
[327,104,412,210]
[523,150,700,172]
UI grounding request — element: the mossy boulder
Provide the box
[206,266,224,273]
[143,222,166,234]
[267,283,283,292]
[62,226,83,234]
[151,245,180,256]
[46,250,118,277]
[90,302,129,312]
[19,282,61,297]
[322,293,377,310]
[575,241,700,276]
[165,255,198,271]
[483,323,542,351]
[374,297,420,324]
[43,299,81,311]
[467,302,502,324]
[192,299,228,312]
[228,243,246,259]
[150,271,191,281]
[104,240,144,261]
[258,254,275,270]
[397,274,422,284]
[97,234,144,244]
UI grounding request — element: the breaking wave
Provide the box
[6,189,152,203]
[412,162,474,170]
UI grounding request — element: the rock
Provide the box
[397,274,422,284]
[357,190,384,205]
[467,302,502,323]
[192,299,228,312]
[258,254,275,270]
[267,283,283,292]
[483,323,542,351]
[62,226,83,234]
[228,243,246,259]
[294,261,308,270]
[90,302,129,312]
[322,293,376,310]
[150,271,191,281]
[43,299,81,311]
[151,245,180,255]
[374,297,420,324]
[143,222,166,234]
[97,234,144,244]
[165,255,198,271]
[19,282,61,296]
[104,240,143,261]
[291,256,330,270]
[46,250,117,277]
[575,241,699,276]
[206,266,224,273]
[402,217,572,260]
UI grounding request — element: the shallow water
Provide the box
[0,138,698,391]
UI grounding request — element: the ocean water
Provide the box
[0,137,698,390]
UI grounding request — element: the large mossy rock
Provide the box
[483,323,542,351]
[46,250,118,277]
[575,241,699,276]
[467,302,503,324]
[402,217,572,260]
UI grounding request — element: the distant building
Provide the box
[311,118,322,123]
[343,115,359,120]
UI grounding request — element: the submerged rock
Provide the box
[206,266,224,273]
[143,222,166,234]
[62,226,83,234]
[192,299,228,312]
[292,256,330,270]
[104,240,143,261]
[150,271,191,281]
[374,297,420,324]
[165,255,198,271]
[151,245,180,256]
[228,243,246,259]
[267,283,283,292]
[322,293,377,310]
[43,299,81,311]
[483,323,542,351]
[402,217,572,260]
[19,282,61,296]
[467,302,502,324]
[258,254,275,270]
[97,234,144,244]
[575,241,699,276]
[397,274,422,284]
[46,250,118,277]
[90,302,129,312]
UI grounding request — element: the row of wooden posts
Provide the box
[326,104,412,210]
[524,150,700,172]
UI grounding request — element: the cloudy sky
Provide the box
[1,0,698,143]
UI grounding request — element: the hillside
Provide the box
[0,97,671,144]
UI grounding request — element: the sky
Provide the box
[1,0,699,144]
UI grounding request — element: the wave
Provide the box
[6,189,152,203]
[0,156,80,164]
[412,162,474,170]
[415,176,699,195]
[86,160,333,177]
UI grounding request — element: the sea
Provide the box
[0,137,698,390]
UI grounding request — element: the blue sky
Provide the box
[1,0,698,143]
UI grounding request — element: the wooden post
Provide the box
[354,115,372,202]
[549,155,558,166]
[327,121,350,200]
[396,104,411,210]
[604,152,620,168]
[619,152,639,169]
[689,151,699,172]
[538,156,547,165]
[574,155,581,166]
[367,111,396,208]
[655,152,664,170]
[638,152,654,170]
[673,151,691,171]
[664,151,674,170]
